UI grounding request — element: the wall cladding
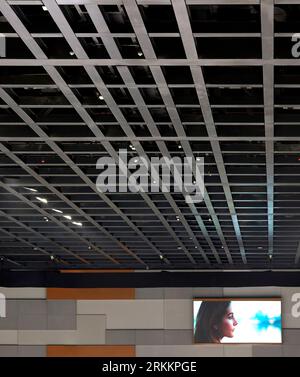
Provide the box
[0,287,299,357]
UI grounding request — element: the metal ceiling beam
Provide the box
[123,0,235,264]
[85,1,210,263]
[0,0,175,267]
[171,0,247,263]
[43,0,203,264]
[0,140,149,263]
[3,136,300,142]
[0,227,69,265]
[3,58,300,66]
[0,209,92,261]
[261,0,274,261]
[0,181,119,264]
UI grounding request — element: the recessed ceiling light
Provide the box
[153,180,156,184]
[195,246,198,249]
[88,246,92,250]
[98,95,104,100]
[69,51,75,56]
[159,255,164,260]
[52,208,63,214]
[50,255,55,260]
[269,254,273,259]
[72,221,83,226]
[137,51,143,57]
[42,5,48,11]
[36,196,48,204]
[178,145,182,149]
[24,187,37,192]
[63,215,72,220]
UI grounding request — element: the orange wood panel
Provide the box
[47,288,135,300]
[60,269,133,273]
[47,345,136,357]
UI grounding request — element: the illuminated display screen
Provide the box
[193,299,282,344]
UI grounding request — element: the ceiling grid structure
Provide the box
[0,0,299,270]
[4,0,206,266]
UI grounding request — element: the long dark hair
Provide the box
[194,301,231,343]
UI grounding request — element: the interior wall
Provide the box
[0,287,299,357]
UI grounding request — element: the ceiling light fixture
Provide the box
[159,255,164,260]
[98,95,104,100]
[50,255,55,260]
[69,51,75,56]
[36,196,48,204]
[43,217,49,222]
[42,5,48,11]
[52,208,63,214]
[63,215,72,220]
[72,221,83,226]
[178,145,182,149]
[137,51,143,57]
[24,187,37,192]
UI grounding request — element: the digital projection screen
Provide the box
[193,299,282,344]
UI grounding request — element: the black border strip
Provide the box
[1,271,300,287]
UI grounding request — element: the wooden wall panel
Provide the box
[59,270,133,273]
[47,288,135,300]
[47,345,135,357]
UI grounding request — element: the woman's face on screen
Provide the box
[219,306,238,338]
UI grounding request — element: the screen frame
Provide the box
[192,297,282,345]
